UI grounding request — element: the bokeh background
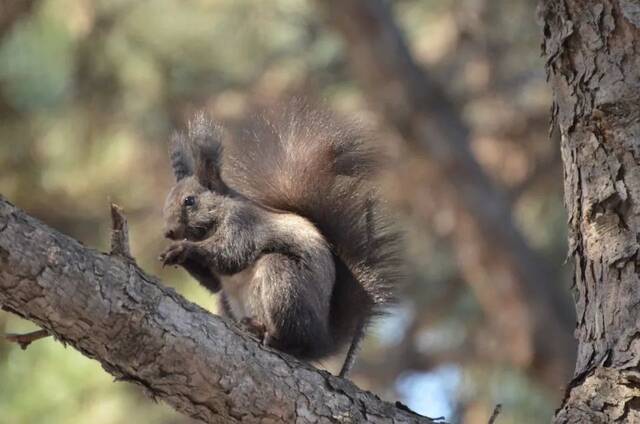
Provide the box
[0,0,575,423]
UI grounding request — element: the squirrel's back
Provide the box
[223,101,402,346]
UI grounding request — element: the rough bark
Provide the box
[316,0,575,390]
[542,1,640,422]
[0,196,437,424]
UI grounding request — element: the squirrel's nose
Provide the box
[164,229,176,239]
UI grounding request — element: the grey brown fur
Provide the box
[160,101,401,375]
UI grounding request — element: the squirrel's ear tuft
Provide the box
[169,132,193,181]
[188,112,226,192]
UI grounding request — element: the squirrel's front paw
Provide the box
[159,241,193,267]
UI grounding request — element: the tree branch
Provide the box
[0,196,437,424]
[5,329,49,349]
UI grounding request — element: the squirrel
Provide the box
[159,101,401,377]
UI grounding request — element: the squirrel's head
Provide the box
[163,113,229,241]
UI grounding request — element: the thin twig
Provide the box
[110,203,134,261]
[488,404,502,424]
[5,329,50,350]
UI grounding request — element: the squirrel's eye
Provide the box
[183,196,196,207]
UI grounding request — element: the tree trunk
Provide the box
[316,0,575,390]
[0,196,437,424]
[542,1,640,422]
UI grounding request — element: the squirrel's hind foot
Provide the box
[238,317,272,346]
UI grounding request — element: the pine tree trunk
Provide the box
[542,1,640,422]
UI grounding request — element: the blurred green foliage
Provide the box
[0,326,182,423]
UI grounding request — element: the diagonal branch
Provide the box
[0,196,437,424]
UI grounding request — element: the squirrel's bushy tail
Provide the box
[224,101,402,336]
